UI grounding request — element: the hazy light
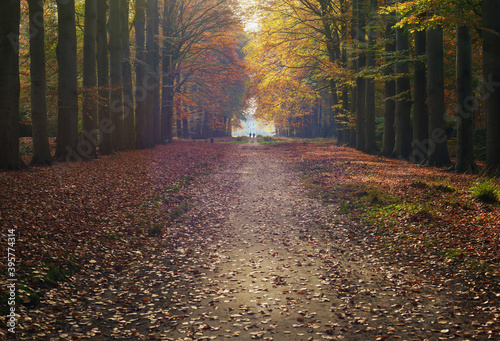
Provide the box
[245,20,260,32]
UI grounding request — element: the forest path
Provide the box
[134,143,480,340]
[19,143,492,340]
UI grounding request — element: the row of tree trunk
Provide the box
[1,0,239,170]
[333,0,500,174]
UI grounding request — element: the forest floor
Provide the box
[1,138,499,340]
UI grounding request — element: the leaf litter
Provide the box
[0,140,498,340]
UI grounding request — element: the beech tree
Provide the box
[54,0,80,162]
[483,0,500,174]
[381,12,396,157]
[97,0,112,155]
[109,0,124,151]
[354,0,366,151]
[162,0,175,143]
[135,0,148,149]
[392,26,412,159]
[412,27,427,164]
[0,0,23,169]
[28,0,54,165]
[364,0,379,154]
[146,0,160,147]
[82,0,98,158]
[121,0,134,150]
[453,25,477,172]
[425,24,450,166]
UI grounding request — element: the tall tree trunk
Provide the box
[109,0,124,151]
[0,0,23,169]
[55,0,80,162]
[453,25,477,172]
[135,0,147,149]
[355,0,366,151]
[483,0,500,174]
[145,0,158,147]
[364,0,379,154]
[381,14,396,157]
[347,0,358,148]
[162,0,175,143]
[412,28,427,164]
[426,26,450,166]
[153,0,162,145]
[176,118,182,138]
[392,27,412,159]
[318,0,339,140]
[330,80,339,138]
[337,0,349,145]
[183,117,189,138]
[82,0,98,159]
[97,0,112,155]
[121,0,134,150]
[28,0,54,165]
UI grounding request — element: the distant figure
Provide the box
[253,133,256,138]
[249,133,252,138]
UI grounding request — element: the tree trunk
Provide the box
[355,0,366,151]
[483,0,500,174]
[121,0,134,150]
[349,87,357,147]
[426,26,451,166]
[452,25,477,172]
[392,27,412,159]
[381,15,396,157]
[135,0,147,149]
[0,0,23,169]
[162,1,175,143]
[183,117,189,138]
[347,0,357,148]
[97,0,112,155]
[364,0,379,154]
[176,118,182,138]
[412,28,427,164]
[55,0,80,162]
[28,0,54,165]
[337,0,349,145]
[153,1,162,145]
[109,0,124,151]
[146,0,159,147]
[82,0,98,159]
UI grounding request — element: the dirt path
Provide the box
[18,143,496,340]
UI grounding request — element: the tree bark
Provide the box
[364,0,379,154]
[381,14,396,157]
[183,117,189,138]
[355,0,366,151]
[412,29,427,164]
[146,0,159,147]
[0,0,23,169]
[135,0,147,149]
[337,0,349,145]
[82,0,98,159]
[162,0,175,143]
[153,0,162,145]
[452,25,477,172]
[347,0,357,148]
[55,0,80,162]
[97,0,112,155]
[426,26,451,166]
[483,0,500,174]
[392,27,412,159]
[121,0,134,150]
[28,0,54,165]
[109,0,124,151]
